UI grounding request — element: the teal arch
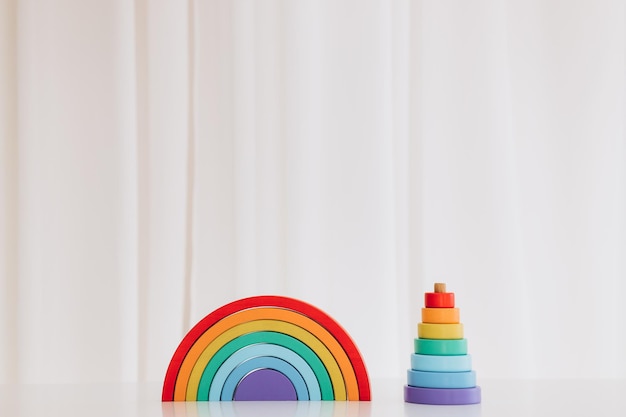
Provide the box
[208,343,322,401]
[197,331,333,400]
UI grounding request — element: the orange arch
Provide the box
[176,307,358,400]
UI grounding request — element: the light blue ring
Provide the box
[407,369,476,389]
[410,353,472,372]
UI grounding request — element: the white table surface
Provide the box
[1,378,625,417]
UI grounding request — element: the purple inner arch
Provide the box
[233,369,298,401]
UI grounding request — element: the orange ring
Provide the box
[424,293,455,308]
[421,308,459,324]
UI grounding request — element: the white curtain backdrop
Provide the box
[1,0,626,384]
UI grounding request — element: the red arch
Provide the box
[162,295,371,401]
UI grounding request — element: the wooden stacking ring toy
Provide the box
[404,283,481,405]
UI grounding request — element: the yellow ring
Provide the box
[417,323,464,339]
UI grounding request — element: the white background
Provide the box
[1,0,625,385]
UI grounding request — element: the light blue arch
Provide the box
[208,343,322,401]
[222,356,305,401]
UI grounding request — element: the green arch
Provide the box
[196,331,334,400]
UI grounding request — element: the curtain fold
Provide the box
[1,0,625,384]
[0,0,19,385]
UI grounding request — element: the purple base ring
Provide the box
[404,385,481,405]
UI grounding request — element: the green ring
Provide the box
[414,338,468,356]
[197,331,334,400]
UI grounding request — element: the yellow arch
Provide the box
[173,307,359,401]
[186,320,344,400]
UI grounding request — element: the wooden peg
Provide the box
[434,283,446,293]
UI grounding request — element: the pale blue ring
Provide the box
[410,353,472,372]
[407,369,476,389]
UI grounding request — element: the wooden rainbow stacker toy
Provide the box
[404,283,481,405]
[162,295,370,401]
